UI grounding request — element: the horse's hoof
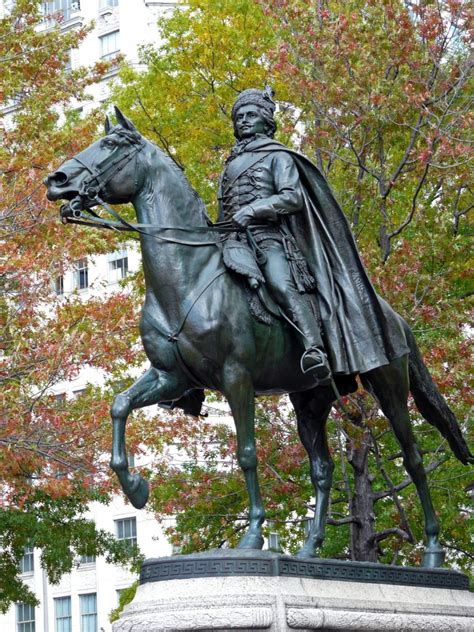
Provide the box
[126,476,149,509]
[422,547,445,568]
[236,533,264,550]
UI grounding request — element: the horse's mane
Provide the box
[111,124,211,225]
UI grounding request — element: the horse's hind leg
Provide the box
[362,356,445,568]
[290,388,335,558]
[110,367,184,509]
[223,365,264,550]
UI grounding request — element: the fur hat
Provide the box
[231,86,276,121]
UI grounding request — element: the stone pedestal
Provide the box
[113,550,473,631]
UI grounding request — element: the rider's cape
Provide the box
[244,137,409,375]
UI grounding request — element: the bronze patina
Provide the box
[45,100,472,569]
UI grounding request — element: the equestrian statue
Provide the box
[45,90,472,569]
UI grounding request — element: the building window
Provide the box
[55,275,64,295]
[100,0,118,8]
[79,593,97,632]
[80,554,96,564]
[54,597,71,632]
[20,547,34,573]
[115,517,137,547]
[16,602,35,632]
[109,254,128,282]
[100,30,120,61]
[74,259,88,290]
[42,1,77,22]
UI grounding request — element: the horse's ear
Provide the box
[114,105,137,132]
[104,114,112,134]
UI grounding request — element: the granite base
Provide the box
[113,550,473,631]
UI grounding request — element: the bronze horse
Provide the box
[45,108,472,567]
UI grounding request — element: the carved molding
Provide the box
[287,607,474,631]
[97,8,119,35]
[113,604,474,631]
[113,606,273,631]
[140,552,470,590]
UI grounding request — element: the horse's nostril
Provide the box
[50,171,69,185]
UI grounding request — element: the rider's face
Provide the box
[234,105,267,139]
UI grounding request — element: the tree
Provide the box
[110,0,472,577]
[0,0,144,611]
[260,0,472,261]
[258,0,473,566]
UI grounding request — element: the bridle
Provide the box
[73,129,145,202]
[60,130,235,246]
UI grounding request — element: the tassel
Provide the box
[283,234,316,293]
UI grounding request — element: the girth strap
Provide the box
[169,268,227,341]
[142,267,226,387]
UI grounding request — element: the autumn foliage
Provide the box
[1,0,142,610]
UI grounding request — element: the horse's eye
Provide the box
[103,138,116,148]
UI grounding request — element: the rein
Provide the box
[60,129,240,245]
[61,197,237,245]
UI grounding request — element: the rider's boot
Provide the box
[291,297,332,385]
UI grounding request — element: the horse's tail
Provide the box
[403,320,473,465]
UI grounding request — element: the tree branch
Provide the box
[387,157,431,241]
[134,93,186,171]
[327,516,360,526]
[373,458,447,501]
[369,528,411,544]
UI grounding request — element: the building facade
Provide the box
[3,497,173,632]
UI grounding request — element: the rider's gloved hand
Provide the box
[233,205,256,229]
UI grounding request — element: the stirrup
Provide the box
[300,347,332,384]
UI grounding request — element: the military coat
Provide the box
[218,136,409,375]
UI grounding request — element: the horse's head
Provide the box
[45,106,146,211]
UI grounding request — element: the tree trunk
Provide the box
[348,439,378,562]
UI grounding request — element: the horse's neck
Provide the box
[133,148,218,316]
[134,148,207,228]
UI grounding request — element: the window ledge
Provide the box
[98,6,119,17]
[61,12,84,31]
[41,9,84,33]
[143,1,177,6]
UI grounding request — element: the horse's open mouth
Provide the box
[46,186,79,202]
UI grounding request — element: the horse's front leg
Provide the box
[110,366,183,509]
[224,366,265,549]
